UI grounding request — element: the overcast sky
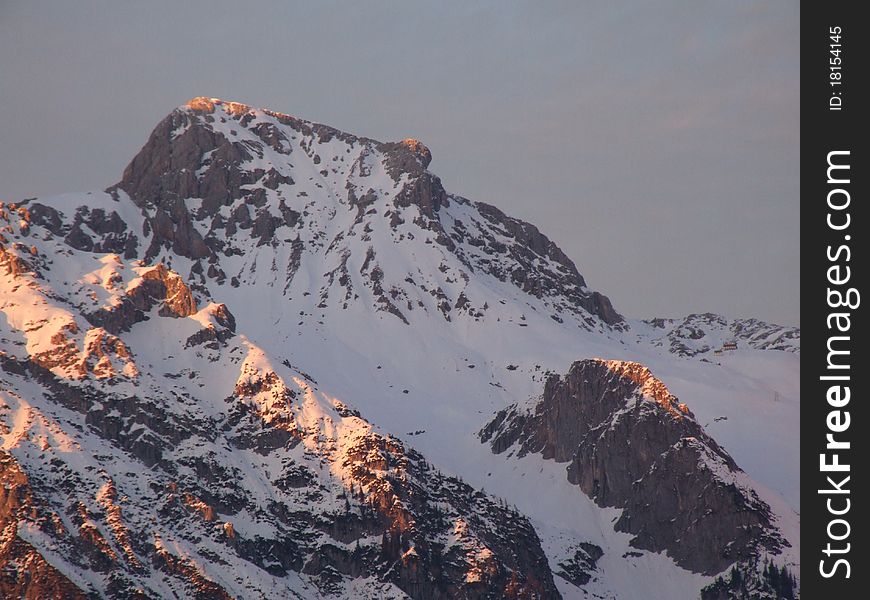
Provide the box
[0,1,799,326]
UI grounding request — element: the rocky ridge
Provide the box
[481,359,786,575]
[0,218,559,598]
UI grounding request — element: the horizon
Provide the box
[0,1,799,326]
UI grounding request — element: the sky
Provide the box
[0,1,799,326]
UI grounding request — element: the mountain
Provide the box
[636,314,800,357]
[481,360,785,576]
[1,97,799,599]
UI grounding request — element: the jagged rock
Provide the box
[101,97,623,328]
[0,343,561,599]
[482,359,784,575]
[86,263,197,334]
[37,204,141,258]
[556,542,603,587]
[0,453,90,599]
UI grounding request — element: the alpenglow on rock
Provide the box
[0,97,799,599]
[481,359,788,576]
[101,96,623,328]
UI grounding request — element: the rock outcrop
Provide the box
[103,97,621,328]
[1,212,560,598]
[0,340,560,599]
[481,359,785,575]
[86,263,197,335]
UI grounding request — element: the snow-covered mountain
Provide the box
[0,98,799,599]
[636,314,800,357]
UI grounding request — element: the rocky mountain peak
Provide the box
[596,359,692,418]
[187,96,251,116]
[399,138,432,168]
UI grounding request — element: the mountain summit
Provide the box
[1,98,799,599]
[102,97,622,329]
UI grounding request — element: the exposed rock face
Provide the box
[0,347,559,599]
[0,453,89,600]
[470,202,623,326]
[1,205,37,275]
[555,542,603,587]
[86,263,197,335]
[0,244,32,277]
[28,203,140,258]
[184,303,236,348]
[399,138,432,168]
[701,559,798,600]
[481,359,784,575]
[104,97,621,328]
[330,432,560,599]
[1,212,559,597]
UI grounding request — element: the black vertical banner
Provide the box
[802,3,867,598]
